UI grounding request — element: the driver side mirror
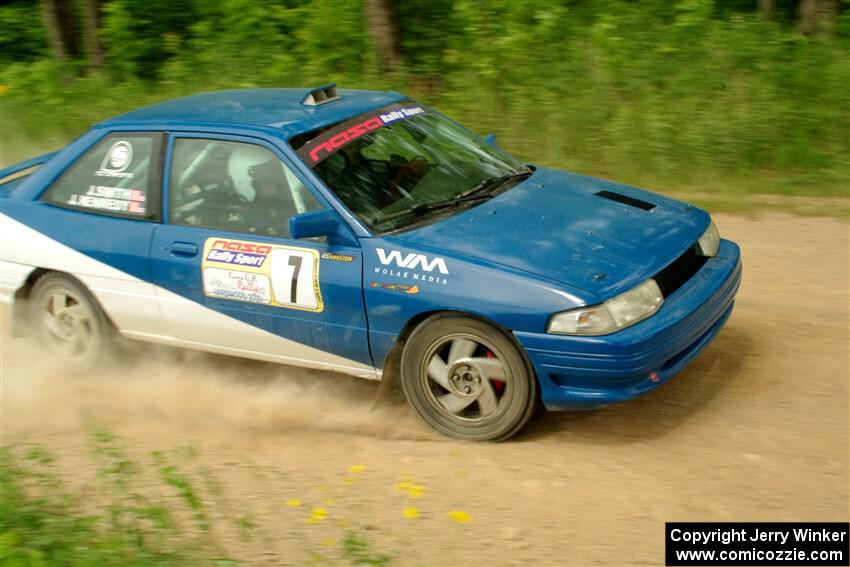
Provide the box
[290,209,356,246]
[484,133,498,147]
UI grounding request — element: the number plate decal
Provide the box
[201,237,323,312]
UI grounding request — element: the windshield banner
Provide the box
[295,103,427,168]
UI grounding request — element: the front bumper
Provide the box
[515,240,742,410]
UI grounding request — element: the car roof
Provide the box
[98,87,406,139]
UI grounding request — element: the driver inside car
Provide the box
[322,141,427,217]
[227,146,297,236]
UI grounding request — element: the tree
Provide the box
[41,0,78,61]
[365,0,400,71]
[798,0,839,33]
[80,0,105,67]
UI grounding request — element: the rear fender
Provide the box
[0,261,41,337]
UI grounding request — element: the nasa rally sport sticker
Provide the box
[202,237,323,312]
[296,103,427,167]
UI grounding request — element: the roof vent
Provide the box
[595,190,656,211]
[302,84,340,106]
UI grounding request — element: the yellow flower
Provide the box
[403,506,420,519]
[307,508,328,524]
[408,484,425,499]
[348,464,366,474]
[0,85,9,95]
[286,498,303,508]
[448,510,472,524]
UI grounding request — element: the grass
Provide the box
[0,447,194,566]
[0,429,394,566]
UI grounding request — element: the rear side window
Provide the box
[44,132,163,220]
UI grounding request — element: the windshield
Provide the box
[290,102,529,232]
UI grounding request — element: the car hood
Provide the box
[391,168,710,300]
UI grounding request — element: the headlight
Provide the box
[697,221,719,257]
[547,279,664,336]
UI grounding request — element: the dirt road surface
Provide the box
[2,213,848,566]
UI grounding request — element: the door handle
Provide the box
[169,242,199,257]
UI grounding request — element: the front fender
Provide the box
[360,238,595,369]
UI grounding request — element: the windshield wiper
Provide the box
[372,170,532,230]
[455,170,532,200]
[373,193,493,227]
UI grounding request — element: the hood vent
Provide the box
[595,190,656,211]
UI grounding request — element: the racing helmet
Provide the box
[226,144,285,201]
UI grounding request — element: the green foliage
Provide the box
[0,0,46,65]
[101,0,194,80]
[341,531,393,566]
[0,0,847,198]
[0,439,394,566]
[0,447,187,566]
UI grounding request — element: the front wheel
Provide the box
[30,272,113,371]
[400,315,537,441]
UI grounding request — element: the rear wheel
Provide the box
[400,315,537,441]
[30,273,112,371]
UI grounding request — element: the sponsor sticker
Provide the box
[96,140,135,179]
[373,247,449,286]
[321,252,356,263]
[201,238,323,312]
[369,281,420,295]
[297,103,427,167]
[203,268,271,304]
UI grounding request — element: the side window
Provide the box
[44,132,163,220]
[169,139,322,238]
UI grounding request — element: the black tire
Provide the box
[30,272,113,371]
[400,314,537,441]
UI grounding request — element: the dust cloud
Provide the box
[1,323,425,446]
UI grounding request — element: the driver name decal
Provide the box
[66,185,146,215]
[297,103,427,167]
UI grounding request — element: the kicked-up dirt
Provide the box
[1,212,848,566]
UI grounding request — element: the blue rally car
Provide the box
[0,85,741,441]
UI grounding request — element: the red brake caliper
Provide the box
[485,350,506,393]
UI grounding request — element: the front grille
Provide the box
[653,245,708,297]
